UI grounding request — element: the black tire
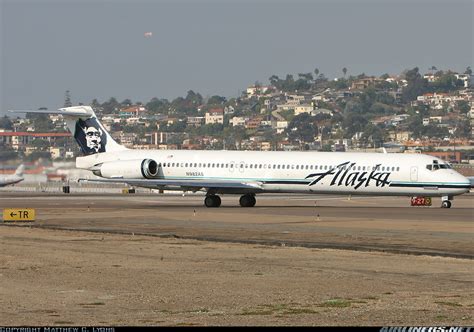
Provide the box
[214,195,222,207]
[239,194,256,207]
[249,195,256,207]
[441,201,451,209]
[205,195,221,208]
[205,196,214,207]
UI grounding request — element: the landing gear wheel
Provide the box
[239,194,256,207]
[441,200,451,209]
[204,195,221,208]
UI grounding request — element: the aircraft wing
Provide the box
[78,178,263,191]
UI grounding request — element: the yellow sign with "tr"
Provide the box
[3,208,36,222]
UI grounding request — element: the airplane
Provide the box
[0,164,25,187]
[11,106,471,208]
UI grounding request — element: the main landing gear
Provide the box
[203,194,257,208]
[204,194,221,208]
[441,195,452,209]
[239,194,256,207]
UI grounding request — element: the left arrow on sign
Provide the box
[10,212,17,217]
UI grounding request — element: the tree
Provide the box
[454,119,471,138]
[342,112,368,138]
[457,100,470,114]
[64,90,72,107]
[314,68,319,77]
[401,67,429,103]
[342,67,347,77]
[26,113,54,131]
[464,66,472,75]
[146,97,170,114]
[120,99,133,107]
[102,97,120,114]
[286,113,317,143]
[0,116,13,130]
[207,95,226,105]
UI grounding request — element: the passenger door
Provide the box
[410,166,418,182]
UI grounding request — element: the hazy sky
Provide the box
[1,0,472,114]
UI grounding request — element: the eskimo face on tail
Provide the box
[75,118,107,155]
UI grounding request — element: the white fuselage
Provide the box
[77,150,470,197]
[0,175,23,187]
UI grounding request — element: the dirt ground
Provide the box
[1,226,472,326]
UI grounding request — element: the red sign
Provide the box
[411,197,432,206]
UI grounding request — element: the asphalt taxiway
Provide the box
[1,192,473,325]
[1,192,473,258]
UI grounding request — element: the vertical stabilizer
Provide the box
[10,106,127,156]
[14,164,24,176]
[60,106,126,155]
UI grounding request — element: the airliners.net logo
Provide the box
[380,328,472,332]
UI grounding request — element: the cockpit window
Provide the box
[427,160,451,171]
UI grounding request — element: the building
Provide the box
[275,121,288,134]
[186,116,204,127]
[351,77,383,90]
[230,117,248,127]
[205,108,224,125]
[119,132,138,147]
[49,147,66,159]
[119,105,147,118]
[454,74,471,88]
[246,85,270,97]
[294,104,314,115]
[0,132,71,151]
[245,117,263,129]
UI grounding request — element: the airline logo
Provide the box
[305,161,391,189]
[74,118,107,155]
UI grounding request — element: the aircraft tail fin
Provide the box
[10,106,127,156]
[14,164,25,176]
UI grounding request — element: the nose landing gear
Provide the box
[441,200,452,208]
[441,195,452,208]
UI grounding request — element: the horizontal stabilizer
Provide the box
[9,106,94,117]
